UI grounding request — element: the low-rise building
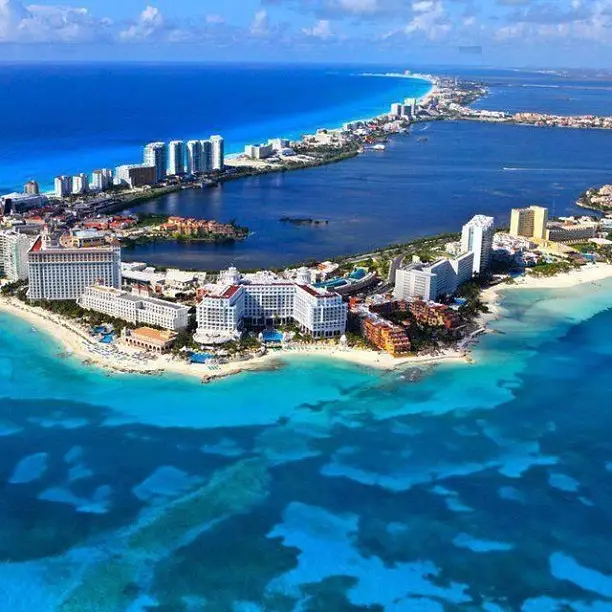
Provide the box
[0,192,47,214]
[122,327,176,353]
[115,164,156,188]
[409,300,461,330]
[546,222,598,244]
[245,143,274,160]
[362,317,411,356]
[79,285,190,330]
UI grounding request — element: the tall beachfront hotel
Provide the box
[143,142,167,183]
[0,230,32,281]
[195,267,347,344]
[186,140,203,174]
[210,135,224,171]
[460,215,495,275]
[27,229,121,301]
[167,141,186,176]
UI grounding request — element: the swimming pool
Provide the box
[262,331,283,343]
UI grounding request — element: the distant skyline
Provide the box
[1,0,612,68]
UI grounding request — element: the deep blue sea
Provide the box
[0,63,430,193]
[2,279,612,610]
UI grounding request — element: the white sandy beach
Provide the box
[481,263,612,317]
[0,296,467,383]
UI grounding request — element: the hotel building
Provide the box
[394,253,474,302]
[167,140,186,176]
[144,142,168,183]
[24,180,40,195]
[91,169,113,191]
[115,164,156,188]
[461,215,495,274]
[54,176,72,198]
[245,143,274,160]
[27,230,121,301]
[79,285,190,331]
[210,135,224,171]
[186,140,203,174]
[0,230,32,281]
[510,206,549,240]
[200,140,213,172]
[195,267,347,344]
[72,173,89,195]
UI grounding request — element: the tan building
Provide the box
[123,327,177,353]
[546,222,598,244]
[510,206,549,240]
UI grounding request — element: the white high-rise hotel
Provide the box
[210,135,224,171]
[195,267,347,344]
[461,215,495,275]
[144,142,168,183]
[0,231,32,281]
[27,229,121,301]
[167,140,186,176]
[394,215,494,302]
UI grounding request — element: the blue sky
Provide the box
[1,0,612,67]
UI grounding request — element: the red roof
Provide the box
[30,236,42,252]
[298,285,335,298]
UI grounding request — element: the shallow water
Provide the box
[2,279,612,609]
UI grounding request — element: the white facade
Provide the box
[144,142,167,182]
[186,140,203,174]
[268,138,290,151]
[245,143,274,160]
[195,268,347,343]
[91,169,113,191]
[394,253,475,302]
[72,173,89,194]
[54,176,72,198]
[0,192,47,213]
[27,233,121,301]
[167,140,186,175]
[0,231,32,281]
[210,135,224,171]
[79,285,190,331]
[461,215,495,275]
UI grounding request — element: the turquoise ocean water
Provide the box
[2,279,612,610]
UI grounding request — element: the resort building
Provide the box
[194,267,347,344]
[0,192,47,214]
[122,327,176,353]
[115,164,156,188]
[409,300,461,330]
[143,142,167,183]
[362,317,411,357]
[546,221,598,244]
[54,176,72,198]
[268,138,290,151]
[167,140,186,176]
[245,143,274,160]
[79,285,190,331]
[91,169,113,191]
[0,230,32,281]
[200,139,213,172]
[24,180,40,195]
[210,135,224,171]
[510,206,549,240]
[186,140,203,174]
[72,173,89,195]
[27,229,121,301]
[394,252,474,302]
[461,215,495,275]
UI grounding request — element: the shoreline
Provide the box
[0,295,467,383]
[3,263,612,383]
[480,263,612,317]
[33,75,435,195]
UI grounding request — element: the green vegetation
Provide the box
[135,212,170,227]
[529,261,577,277]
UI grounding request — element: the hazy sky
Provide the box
[1,0,612,67]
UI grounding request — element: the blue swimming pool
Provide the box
[190,353,214,364]
[263,331,283,343]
